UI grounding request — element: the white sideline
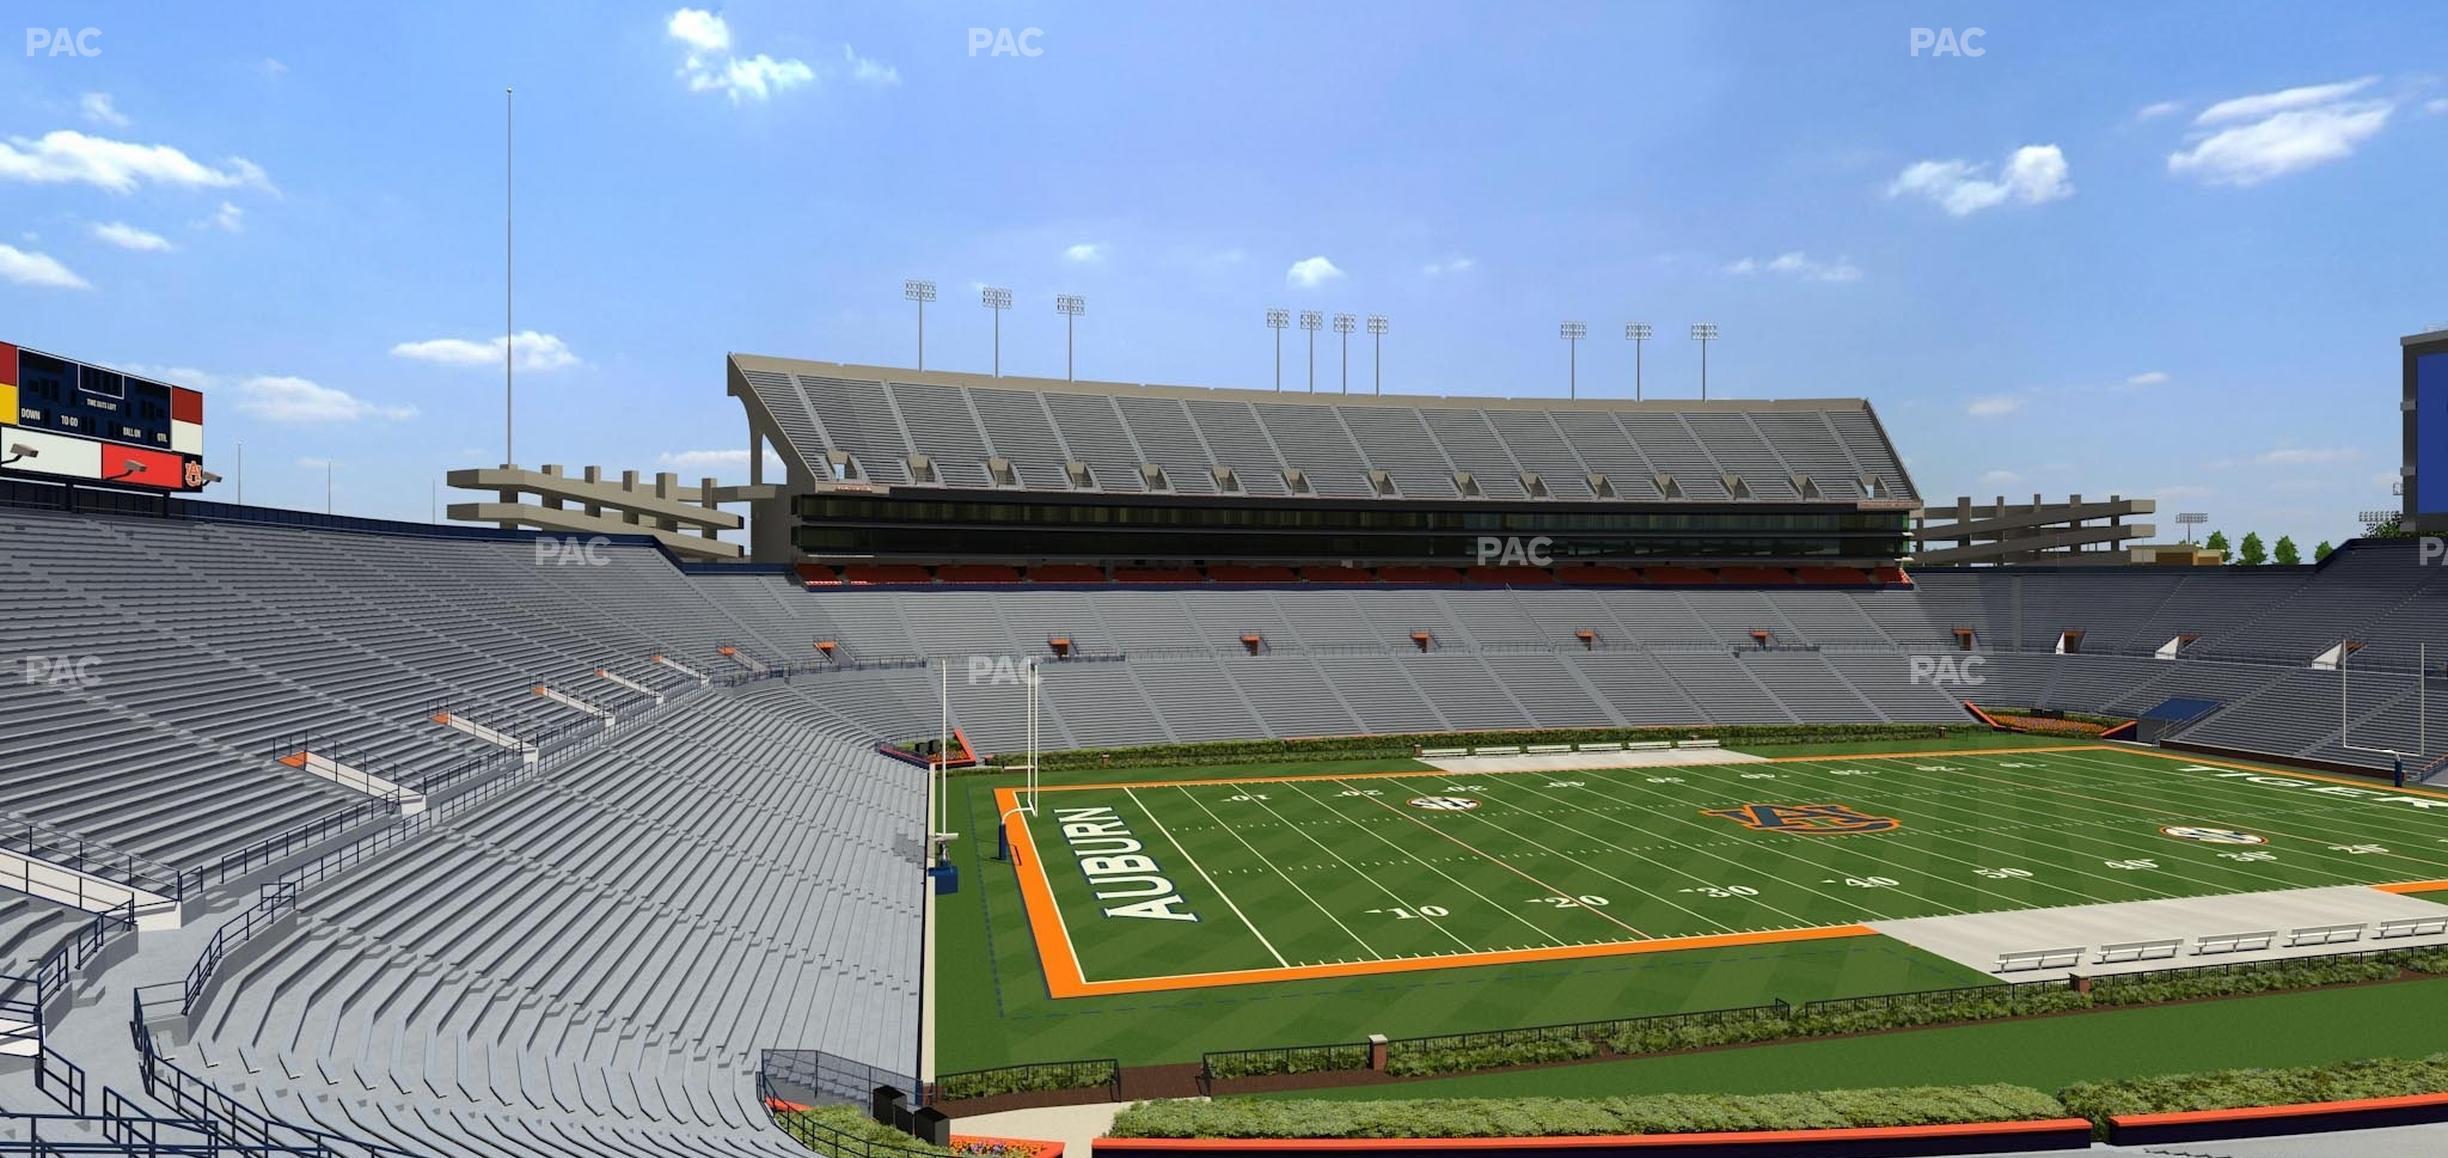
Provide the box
[1421,748,1768,774]
[1875,884,2448,981]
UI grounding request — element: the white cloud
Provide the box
[665,8,731,53]
[91,221,173,252]
[2255,446,2360,466]
[258,58,289,79]
[390,331,581,372]
[1421,255,1476,276]
[0,243,89,289]
[2429,98,2448,116]
[1285,255,1345,288]
[1887,144,2072,216]
[2157,484,2215,500]
[207,201,245,232]
[237,377,417,423]
[844,44,899,86]
[657,447,788,475]
[667,9,816,103]
[2169,78,2393,186]
[1978,469,2024,486]
[0,130,272,194]
[295,456,330,469]
[1062,241,1106,264]
[80,93,129,128]
[2126,370,2170,386]
[1966,394,2025,417]
[2196,77,2379,124]
[1724,251,1862,283]
[2136,100,2186,121]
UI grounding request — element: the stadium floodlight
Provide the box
[2175,512,2209,544]
[2360,510,2398,533]
[199,470,224,485]
[1690,322,1720,399]
[1624,322,1653,400]
[981,286,1013,376]
[1367,314,1388,394]
[1265,307,1291,390]
[1055,294,1086,380]
[904,279,938,370]
[103,457,143,481]
[1333,313,1356,394]
[1299,310,1323,392]
[1,443,35,465]
[1559,321,1587,399]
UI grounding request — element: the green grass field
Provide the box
[1005,744,2448,995]
[935,739,2448,1071]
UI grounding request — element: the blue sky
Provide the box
[4,1,2443,549]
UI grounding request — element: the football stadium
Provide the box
[5,327,2448,1158]
[8,6,2448,1156]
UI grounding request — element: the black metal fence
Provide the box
[129,990,422,1157]
[1797,979,2069,1018]
[1,809,193,906]
[1199,1039,1375,1082]
[1387,1000,1794,1062]
[927,1057,1121,1104]
[760,1049,920,1109]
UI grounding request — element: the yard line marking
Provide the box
[1326,780,1649,940]
[1733,756,2185,904]
[2012,749,2448,879]
[1552,770,1955,920]
[1227,784,1480,953]
[1932,753,2435,886]
[1159,785,1379,962]
[1366,773,1755,933]
[1283,779,1588,947]
[1124,787,1294,969]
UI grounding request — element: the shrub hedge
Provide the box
[1107,1085,2070,1139]
[1247,955,2434,1082]
[930,1059,1119,1102]
[1010,723,1957,773]
[772,1106,950,1156]
[2058,1053,2448,1138]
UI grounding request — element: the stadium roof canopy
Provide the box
[727,354,1919,507]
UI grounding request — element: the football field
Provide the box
[995,745,2448,997]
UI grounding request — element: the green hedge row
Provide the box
[773,1106,951,1156]
[1281,954,2437,1081]
[1206,1043,1375,1081]
[931,1059,1119,1102]
[1108,1085,2070,1139]
[1008,723,1958,773]
[2059,1053,2448,1138]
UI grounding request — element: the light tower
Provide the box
[1366,314,1388,394]
[1689,322,1719,399]
[2175,512,2209,544]
[1332,313,1356,393]
[1559,321,1587,398]
[1298,310,1323,392]
[904,279,937,370]
[981,286,1012,377]
[1055,294,1086,380]
[1265,307,1290,390]
[1624,322,1653,400]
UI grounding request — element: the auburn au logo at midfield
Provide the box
[1702,803,1901,835]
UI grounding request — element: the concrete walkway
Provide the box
[959,1100,1161,1155]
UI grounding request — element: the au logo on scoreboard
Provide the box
[1703,803,1901,835]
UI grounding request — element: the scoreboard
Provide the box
[1,340,207,491]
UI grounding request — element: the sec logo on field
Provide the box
[1407,796,1481,812]
[2160,826,2267,845]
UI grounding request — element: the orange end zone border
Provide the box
[994,744,2448,998]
